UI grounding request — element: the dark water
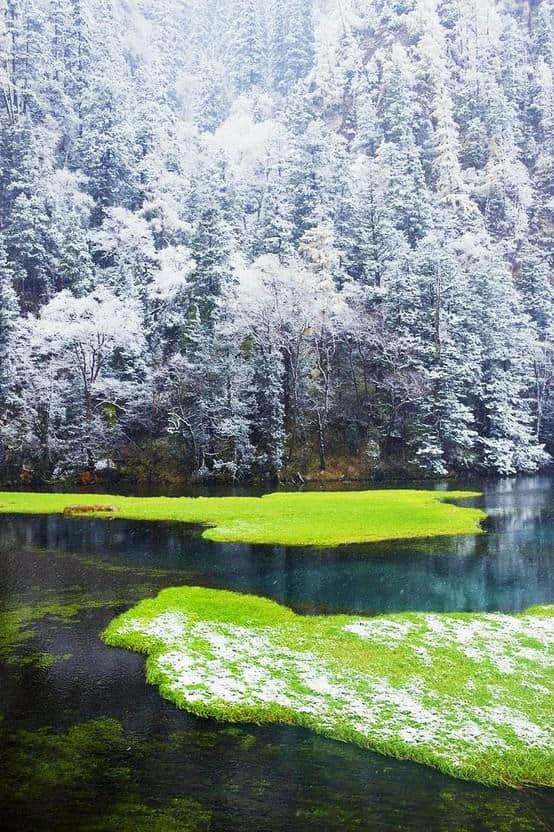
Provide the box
[0,476,553,831]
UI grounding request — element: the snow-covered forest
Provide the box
[0,0,553,483]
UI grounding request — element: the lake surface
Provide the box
[1,476,553,831]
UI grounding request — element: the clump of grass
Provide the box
[103,587,554,788]
[0,489,485,547]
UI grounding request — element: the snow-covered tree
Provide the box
[0,0,552,480]
[34,287,144,471]
[0,239,30,469]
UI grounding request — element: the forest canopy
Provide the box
[0,0,553,482]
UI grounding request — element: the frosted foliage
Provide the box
[0,0,552,478]
[38,289,143,354]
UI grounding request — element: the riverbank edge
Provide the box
[102,587,554,789]
[0,489,485,547]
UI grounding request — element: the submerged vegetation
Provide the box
[0,594,95,667]
[0,490,484,546]
[0,538,181,668]
[0,587,158,668]
[103,587,554,788]
[1,488,553,830]
[0,718,211,832]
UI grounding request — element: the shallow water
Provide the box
[0,476,553,831]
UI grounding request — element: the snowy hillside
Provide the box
[0,0,553,481]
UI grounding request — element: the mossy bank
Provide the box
[103,587,554,788]
[0,489,484,547]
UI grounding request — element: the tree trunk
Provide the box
[317,411,326,471]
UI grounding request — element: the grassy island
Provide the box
[0,489,484,547]
[103,587,554,788]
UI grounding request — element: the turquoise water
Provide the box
[0,476,552,830]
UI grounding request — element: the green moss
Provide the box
[18,542,180,579]
[296,796,541,832]
[0,591,137,667]
[0,719,128,803]
[82,798,212,832]
[15,651,62,667]
[0,489,485,546]
[295,806,365,830]
[240,733,257,751]
[0,718,211,832]
[103,587,554,788]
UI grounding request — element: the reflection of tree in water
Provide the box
[0,477,553,830]
[2,477,554,617]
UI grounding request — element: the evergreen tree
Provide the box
[341,156,404,289]
[0,241,21,419]
[379,43,417,145]
[469,250,547,474]
[280,0,314,90]
[255,175,295,261]
[0,0,553,480]
[3,121,56,308]
[532,1,553,64]
[188,204,235,326]
[233,0,266,91]
[0,238,29,470]
[375,138,431,245]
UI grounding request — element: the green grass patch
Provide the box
[103,587,554,788]
[0,489,484,546]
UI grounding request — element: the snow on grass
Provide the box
[103,587,554,788]
[0,489,485,547]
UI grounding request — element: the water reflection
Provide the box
[1,475,553,831]
[2,475,553,614]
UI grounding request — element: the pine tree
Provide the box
[351,74,379,157]
[0,241,20,413]
[469,250,547,474]
[269,0,287,90]
[379,43,417,145]
[375,137,431,246]
[71,4,139,222]
[188,205,235,327]
[197,61,231,132]
[250,345,285,478]
[255,175,295,261]
[65,0,92,138]
[341,156,404,289]
[409,232,479,473]
[532,1,553,64]
[3,121,55,308]
[280,0,314,90]
[233,0,266,91]
[459,117,489,170]
[0,238,28,470]
[516,242,553,332]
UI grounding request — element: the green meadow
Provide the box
[0,489,484,547]
[103,587,554,789]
